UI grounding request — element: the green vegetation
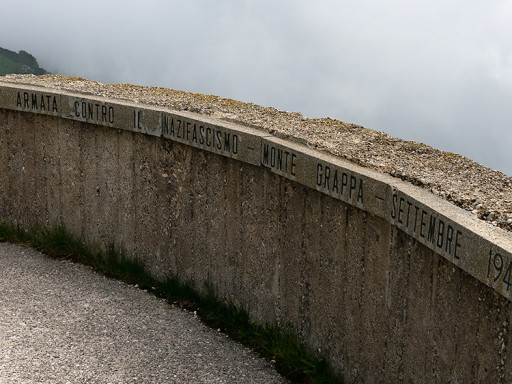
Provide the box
[0,220,345,383]
[0,47,49,76]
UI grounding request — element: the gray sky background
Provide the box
[1,0,511,175]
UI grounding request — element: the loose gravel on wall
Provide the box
[1,74,511,232]
[0,242,287,384]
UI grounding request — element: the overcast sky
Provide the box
[1,0,511,175]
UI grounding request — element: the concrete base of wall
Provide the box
[1,109,511,383]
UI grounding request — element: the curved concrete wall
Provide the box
[1,81,512,383]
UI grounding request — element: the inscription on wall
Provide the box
[390,190,463,262]
[161,113,240,158]
[74,100,115,124]
[487,248,512,292]
[261,142,298,179]
[316,162,364,204]
[16,91,58,114]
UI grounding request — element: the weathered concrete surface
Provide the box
[2,85,512,383]
[3,81,512,300]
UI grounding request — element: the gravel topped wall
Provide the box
[2,74,511,231]
[1,75,512,383]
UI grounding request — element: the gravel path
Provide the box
[0,243,286,384]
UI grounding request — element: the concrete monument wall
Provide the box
[1,81,512,383]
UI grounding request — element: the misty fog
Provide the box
[1,0,511,175]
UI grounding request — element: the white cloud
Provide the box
[486,47,512,88]
[1,0,511,175]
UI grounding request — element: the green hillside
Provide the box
[0,47,48,76]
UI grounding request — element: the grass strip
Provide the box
[0,221,345,384]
